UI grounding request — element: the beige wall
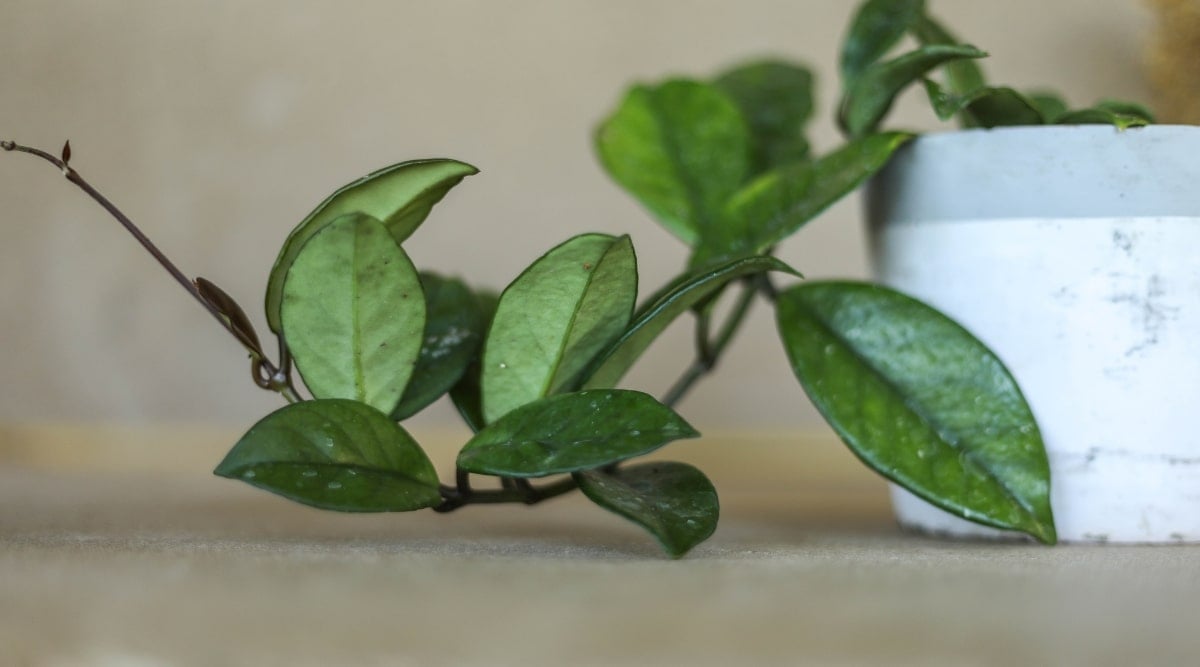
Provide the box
[0,0,1152,431]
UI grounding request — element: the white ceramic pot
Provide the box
[866,125,1200,543]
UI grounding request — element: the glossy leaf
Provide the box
[694,132,913,267]
[194,276,264,358]
[265,158,477,333]
[281,213,425,415]
[582,255,798,389]
[840,44,987,137]
[841,0,925,84]
[576,462,718,559]
[776,281,1055,543]
[714,60,815,172]
[595,79,751,244]
[391,272,487,420]
[481,234,636,423]
[449,290,499,433]
[457,389,698,477]
[911,15,986,95]
[214,399,442,512]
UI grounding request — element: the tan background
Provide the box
[0,0,1153,432]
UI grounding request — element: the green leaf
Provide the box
[595,79,751,244]
[576,462,718,559]
[714,60,815,173]
[1056,100,1155,130]
[281,213,426,415]
[582,255,798,389]
[391,273,487,420]
[1026,91,1068,123]
[214,399,442,512]
[457,389,699,477]
[840,44,987,137]
[775,282,1055,543]
[265,158,477,333]
[449,289,500,433]
[922,81,1045,127]
[841,0,926,84]
[481,234,637,423]
[694,132,913,267]
[910,15,986,95]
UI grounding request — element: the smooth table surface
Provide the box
[2,425,1198,666]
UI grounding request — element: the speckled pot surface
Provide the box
[867,125,1200,543]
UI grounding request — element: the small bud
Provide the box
[61,140,72,165]
[0,140,14,151]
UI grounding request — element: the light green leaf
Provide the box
[282,213,425,415]
[266,158,477,333]
[576,462,718,559]
[694,132,913,268]
[481,234,637,423]
[776,281,1055,543]
[214,399,442,512]
[391,272,487,421]
[840,44,987,137]
[595,79,751,244]
[714,60,815,173]
[841,0,926,84]
[458,389,698,477]
[583,255,798,389]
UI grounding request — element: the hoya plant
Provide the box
[4,0,1145,557]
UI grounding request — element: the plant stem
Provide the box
[2,139,297,400]
[660,278,759,408]
[434,470,577,512]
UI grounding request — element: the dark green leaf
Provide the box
[840,44,987,137]
[1026,92,1068,123]
[457,390,698,477]
[481,234,637,423]
[1056,100,1155,129]
[265,158,477,333]
[449,289,499,433]
[922,81,1045,127]
[714,60,815,172]
[841,0,925,84]
[214,399,442,512]
[576,462,718,559]
[595,79,751,244]
[694,132,913,267]
[582,255,798,389]
[391,273,488,420]
[911,15,986,94]
[281,213,425,415]
[1093,99,1156,123]
[776,281,1055,543]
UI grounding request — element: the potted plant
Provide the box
[8,0,1159,557]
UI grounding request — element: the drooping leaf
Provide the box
[391,273,488,420]
[841,0,926,84]
[840,44,987,137]
[457,389,698,477]
[775,281,1055,543]
[576,462,718,559]
[1056,100,1155,130]
[693,132,913,268]
[922,80,1045,127]
[582,255,798,389]
[281,212,425,415]
[714,60,815,173]
[214,399,442,512]
[481,234,637,423]
[194,276,264,358]
[595,80,751,244]
[449,290,499,433]
[265,158,477,333]
[910,14,986,95]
